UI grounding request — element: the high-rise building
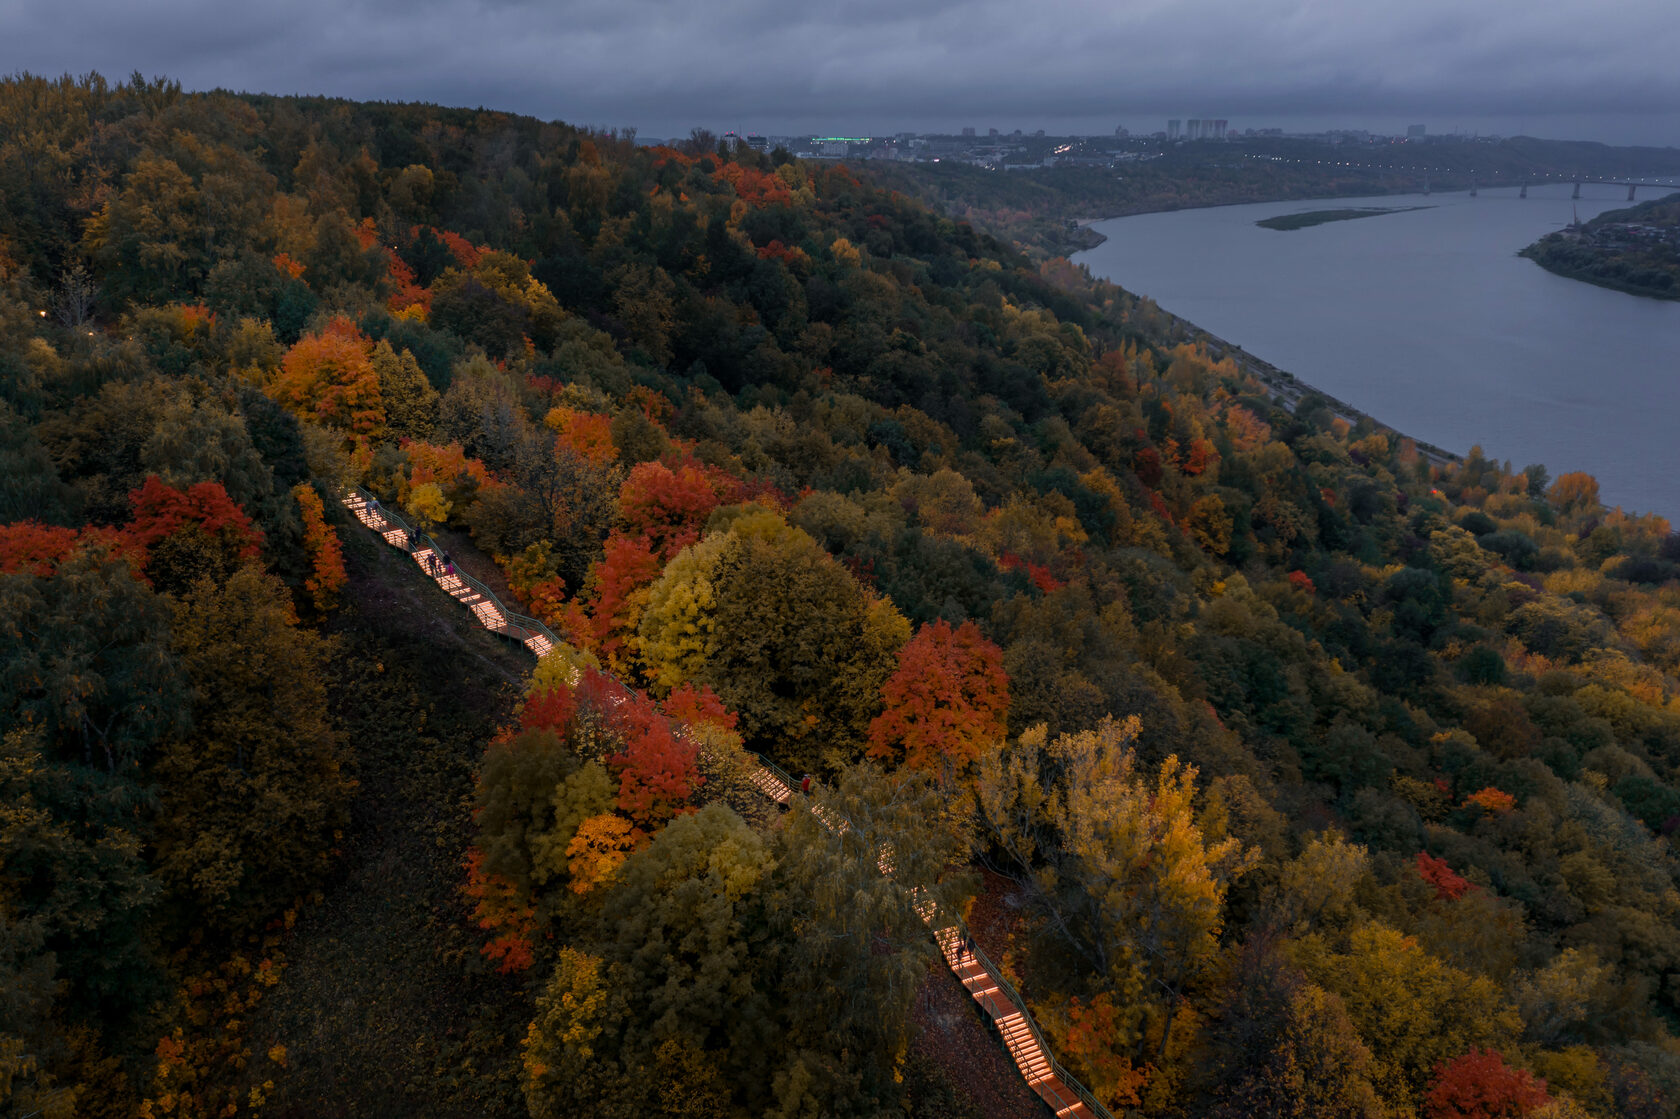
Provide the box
[961,126,976,137]
[1186,119,1203,141]
[1168,119,1181,140]
[1213,119,1227,140]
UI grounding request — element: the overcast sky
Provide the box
[5,0,1679,145]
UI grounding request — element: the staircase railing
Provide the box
[750,752,799,794]
[933,903,1113,1119]
[346,487,562,651]
[338,485,1111,1119]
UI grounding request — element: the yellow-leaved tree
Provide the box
[636,507,908,773]
[1291,921,1523,1113]
[975,715,1256,1091]
[403,481,451,534]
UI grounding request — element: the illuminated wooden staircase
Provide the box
[338,486,1111,1119]
[342,489,553,658]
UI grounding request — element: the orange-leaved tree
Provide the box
[1547,472,1600,513]
[564,813,637,895]
[544,406,616,468]
[867,618,1009,778]
[292,483,346,612]
[1054,993,1151,1108]
[402,440,499,511]
[1463,787,1517,814]
[271,315,384,436]
[502,541,568,627]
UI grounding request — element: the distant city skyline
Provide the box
[661,115,1677,149]
[5,0,1679,149]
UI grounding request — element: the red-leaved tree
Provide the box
[662,682,739,732]
[1425,1049,1549,1119]
[124,476,264,590]
[0,522,85,575]
[867,619,1009,778]
[1417,851,1476,902]
[462,847,536,974]
[590,672,700,831]
[617,459,744,559]
[586,532,662,671]
[520,682,578,736]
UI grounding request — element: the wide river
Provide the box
[1075,186,1680,520]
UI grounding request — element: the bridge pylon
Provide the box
[1628,184,1637,202]
[1469,178,1477,198]
[1572,182,1581,200]
[1519,183,1527,199]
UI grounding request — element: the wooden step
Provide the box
[1008,1042,1053,1083]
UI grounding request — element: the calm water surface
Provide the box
[1075,187,1680,519]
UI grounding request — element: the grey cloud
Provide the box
[2,0,1677,142]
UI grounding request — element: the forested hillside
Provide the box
[2,72,1679,1119]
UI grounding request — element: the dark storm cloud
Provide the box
[4,0,1679,138]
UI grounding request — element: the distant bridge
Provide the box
[1451,174,1680,201]
[1238,153,1680,201]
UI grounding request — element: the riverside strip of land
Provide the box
[1256,205,1433,230]
[1520,192,1680,300]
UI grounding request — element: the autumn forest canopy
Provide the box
[2,71,1679,1119]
